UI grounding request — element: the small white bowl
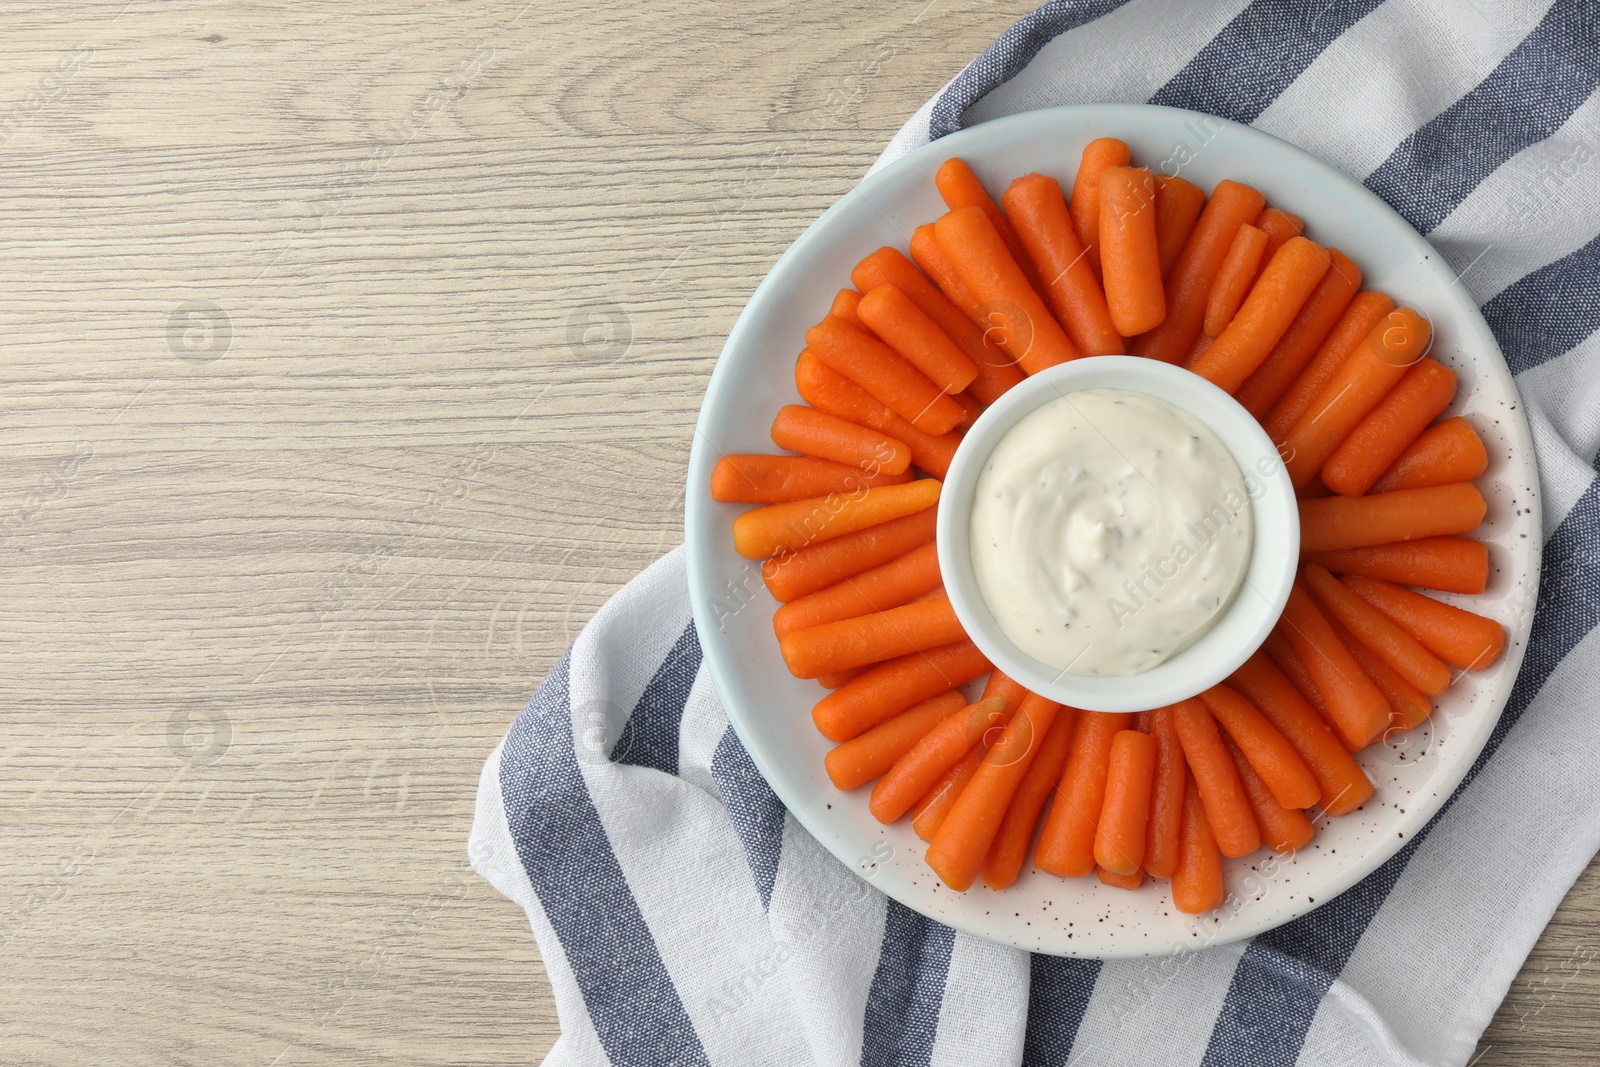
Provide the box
[937,355,1298,712]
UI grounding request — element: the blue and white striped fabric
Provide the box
[472,2,1600,1063]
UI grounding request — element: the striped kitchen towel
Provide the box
[471,2,1600,1064]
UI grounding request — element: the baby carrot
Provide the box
[927,692,1064,890]
[1173,779,1225,914]
[762,503,936,602]
[1263,291,1395,442]
[1131,179,1266,364]
[1371,416,1489,493]
[819,668,863,689]
[1098,166,1166,335]
[1185,331,1213,367]
[935,157,1044,292]
[1262,628,1337,730]
[982,704,1080,890]
[1303,536,1489,596]
[1278,583,1391,750]
[770,404,910,476]
[1322,358,1458,496]
[1098,865,1145,890]
[980,668,1030,714]
[935,206,1083,374]
[794,352,962,478]
[780,594,966,678]
[1233,248,1362,418]
[1172,697,1260,858]
[1200,683,1319,809]
[830,288,865,329]
[1325,613,1432,732]
[1068,137,1132,278]
[1303,563,1451,695]
[824,690,968,790]
[711,453,909,504]
[1203,223,1268,339]
[1227,651,1373,816]
[1153,174,1205,277]
[869,696,1009,822]
[858,284,981,395]
[813,638,989,741]
[1298,483,1487,553]
[1255,207,1304,261]
[1191,237,1332,394]
[1034,711,1136,878]
[951,390,983,429]
[912,745,987,841]
[851,246,1026,405]
[805,316,965,435]
[1342,575,1506,671]
[732,478,940,559]
[1092,729,1157,876]
[1000,173,1125,356]
[1143,705,1187,879]
[772,541,942,640]
[1221,733,1314,854]
[1281,307,1433,487]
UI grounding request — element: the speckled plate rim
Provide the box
[684,103,1540,958]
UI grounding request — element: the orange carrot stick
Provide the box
[830,288,865,329]
[982,704,1080,890]
[951,390,983,429]
[1303,536,1489,596]
[912,745,987,841]
[1098,166,1166,336]
[711,453,909,504]
[1325,613,1432,733]
[1001,173,1125,356]
[1098,865,1145,890]
[1199,683,1320,809]
[927,692,1064,890]
[1298,483,1487,553]
[1203,223,1268,339]
[1185,331,1213,367]
[1034,711,1136,877]
[762,503,936,602]
[935,157,1044,292]
[770,404,910,475]
[813,638,990,742]
[732,478,940,559]
[1322,359,1458,496]
[858,284,981,395]
[1173,779,1225,914]
[1281,307,1433,487]
[1264,291,1396,442]
[805,315,965,435]
[1221,733,1314,854]
[1371,416,1489,494]
[1262,627,1338,735]
[1303,563,1451,695]
[1153,174,1206,278]
[1233,248,1362,418]
[1092,729,1158,876]
[1227,651,1373,816]
[1255,207,1304,261]
[851,246,1027,406]
[869,696,1009,822]
[1278,583,1391,750]
[794,352,962,478]
[1342,575,1506,671]
[779,595,966,679]
[934,206,1082,374]
[1068,137,1132,278]
[1130,179,1266,364]
[773,541,943,640]
[980,669,1030,714]
[819,668,864,689]
[1171,697,1261,858]
[1192,237,1332,393]
[1143,705,1187,879]
[824,690,968,790]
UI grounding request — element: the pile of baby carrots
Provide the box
[708,136,1505,914]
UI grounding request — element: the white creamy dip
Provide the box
[969,388,1252,676]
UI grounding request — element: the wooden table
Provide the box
[0,2,1592,1063]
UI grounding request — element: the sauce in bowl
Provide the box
[968,388,1252,677]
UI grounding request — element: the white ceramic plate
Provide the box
[683,103,1540,958]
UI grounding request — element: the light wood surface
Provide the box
[0,2,1592,1064]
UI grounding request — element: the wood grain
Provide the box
[0,2,1591,1063]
